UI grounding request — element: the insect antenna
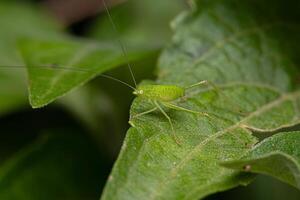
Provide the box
[102,0,137,88]
[99,74,136,90]
[0,64,136,91]
[0,1,138,91]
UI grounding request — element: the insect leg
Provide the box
[186,80,214,89]
[130,107,157,120]
[185,80,220,95]
[162,102,211,119]
[186,80,246,116]
[154,101,181,145]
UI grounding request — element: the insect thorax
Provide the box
[134,85,185,102]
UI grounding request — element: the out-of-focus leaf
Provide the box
[100,0,300,199]
[0,2,62,114]
[0,132,105,200]
[223,131,300,190]
[89,0,186,48]
[19,38,154,108]
[1,2,157,109]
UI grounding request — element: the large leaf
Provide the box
[101,0,300,199]
[223,131,300,190]
[19,38,153,108]
[1,2,157,109]
[0,2,61,114]
[0,132,105,200]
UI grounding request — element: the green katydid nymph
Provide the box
[130,82,213,145]
[133,85,185,101]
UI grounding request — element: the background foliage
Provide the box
[0,0,299,199]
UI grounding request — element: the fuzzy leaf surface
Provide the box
[101,0,300,199]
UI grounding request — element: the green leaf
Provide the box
[222,131,300,190]
[0,132,105,200]
[0,2,62,114]
[101,0,300,199]
[19,38,153,108]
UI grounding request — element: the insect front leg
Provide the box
[153,100,181,145]
[130,107,158,120]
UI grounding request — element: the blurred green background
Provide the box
[0,0,299,199]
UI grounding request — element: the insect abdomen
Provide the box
[137,85,185,101]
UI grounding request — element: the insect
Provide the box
[0,0,218,145]
[130,82,213,144]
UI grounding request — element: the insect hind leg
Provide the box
[154,101,181,145]
[185,80,246,116]
[185,80,220,95]
[162,102,212,119]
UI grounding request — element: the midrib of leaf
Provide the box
[147,86,300,199]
